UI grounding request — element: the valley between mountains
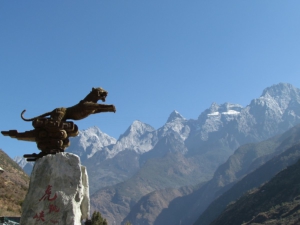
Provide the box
[13,83,300,225]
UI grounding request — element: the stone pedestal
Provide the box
[20,153,90,225]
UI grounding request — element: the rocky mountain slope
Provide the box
[195,128,300,225]
[15,83,300,224]
[125,124,300,225]
[210,155,300,225]
[0,149,29,216]
[90,132,209,225]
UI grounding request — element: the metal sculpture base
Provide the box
[23,151,58,162]
[1,118,78,161]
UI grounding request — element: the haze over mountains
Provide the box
[14,83,300,225]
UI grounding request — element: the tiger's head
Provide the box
[91,87,108,102]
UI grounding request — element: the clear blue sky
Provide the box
[1,1,300,158]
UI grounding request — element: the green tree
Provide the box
[91,211,108,225]
[124,221,132,225]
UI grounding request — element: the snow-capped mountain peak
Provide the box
[107,121,157,158]
[261,83,298,98]
[67,126,117,159]
[78,126,116,150]
[167,110,186,123]
[119,120,155,139]
[259,83,300,113]
[158,110,190,141]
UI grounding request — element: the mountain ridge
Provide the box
[14,82,300,225]
[89,83,300,225]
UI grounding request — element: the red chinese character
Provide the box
[33,211,45,222]
[49,204,60,213]
[39,185,57,201]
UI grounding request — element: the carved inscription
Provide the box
[33,185,60,223]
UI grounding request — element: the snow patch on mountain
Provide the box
[196,103,243,140]
[222,110,240,115]
[205,102,243,116]
[207,112,220,116]
[208,110,241,116]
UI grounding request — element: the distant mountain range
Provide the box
[14,83,300,225]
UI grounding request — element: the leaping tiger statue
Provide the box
[21,87,116,124]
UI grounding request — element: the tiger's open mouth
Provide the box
[99,91,108,102]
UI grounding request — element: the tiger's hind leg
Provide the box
[50,108,67,123]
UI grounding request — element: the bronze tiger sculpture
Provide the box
[21,87,116,124]
[2,87,116,161]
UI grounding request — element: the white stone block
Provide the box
[20,153,90,225]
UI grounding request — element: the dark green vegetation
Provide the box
[0,149,29,216]
[210,158,300,225]
[91,211,108,225]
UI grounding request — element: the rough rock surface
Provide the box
[20,153,89,225]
